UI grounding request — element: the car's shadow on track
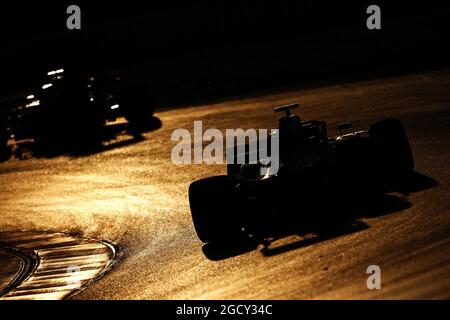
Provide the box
[8,116,162,160]
[201,172,438,261]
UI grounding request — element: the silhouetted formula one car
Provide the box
[189,103,414,244]
[3,68,154,149]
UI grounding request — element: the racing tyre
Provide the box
[189,176,243,243]
[369,118,414,181]
[120,83,155,130]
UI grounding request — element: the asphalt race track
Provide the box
[0,69,449,299]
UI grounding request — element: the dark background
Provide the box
[0,1,448,106]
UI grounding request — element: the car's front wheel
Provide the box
[369,118,414,182]
[189,176,243,243]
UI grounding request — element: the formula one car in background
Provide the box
[1,68,154,151]
[189,103,414,244]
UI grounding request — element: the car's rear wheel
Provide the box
[120,83,155,131]
[369,118,414,181]
[189,176,243,243]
